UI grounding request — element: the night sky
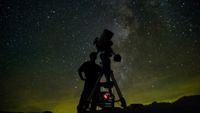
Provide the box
[1,0,200,113]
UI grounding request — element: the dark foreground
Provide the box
[1,95,200,113]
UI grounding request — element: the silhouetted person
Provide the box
[77,52,102,113]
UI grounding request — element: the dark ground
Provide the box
[1,95,200,113]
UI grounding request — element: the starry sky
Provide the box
[0,0,200,113]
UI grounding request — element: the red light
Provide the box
[103,93,109,100]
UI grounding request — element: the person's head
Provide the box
[89,52,97,62]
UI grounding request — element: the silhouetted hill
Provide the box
[174,95,200,106]
[128,95,200,113]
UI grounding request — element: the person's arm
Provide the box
[78,64,86,81]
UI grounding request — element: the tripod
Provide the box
[86,68,127,110]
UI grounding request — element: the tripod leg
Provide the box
[110,71,127,108]
[86,73,102,110]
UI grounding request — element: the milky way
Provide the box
[0,0,200,113]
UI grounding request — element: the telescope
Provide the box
[94,29,121,62]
